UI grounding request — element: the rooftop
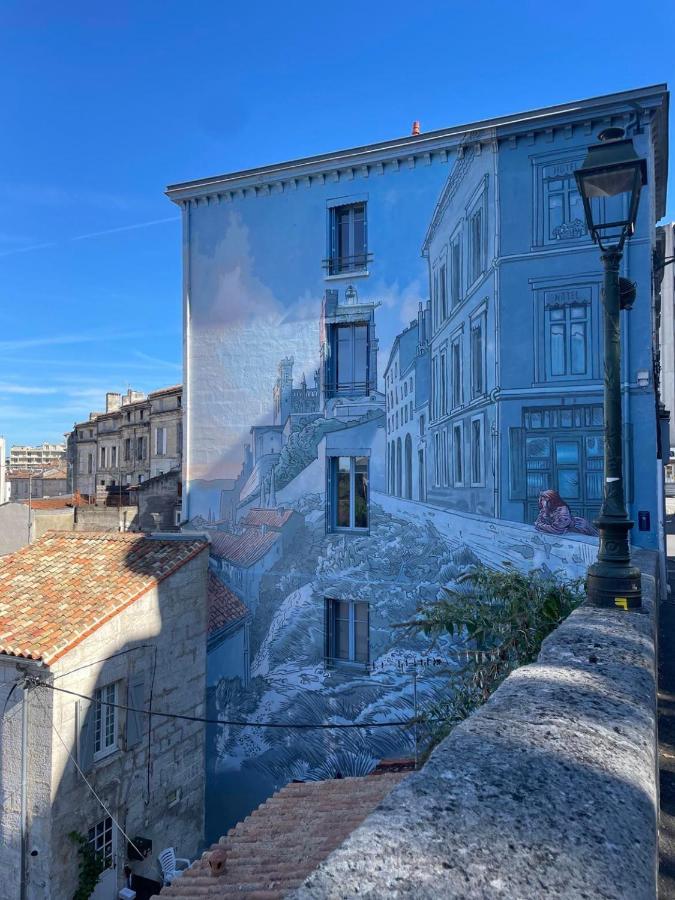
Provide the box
[17,494,87,510]
[239,507,295,529]
[148,384,182,397]
[210,529,281,568]
[160,772,407,899]
[208,571,248,634]
[0,532,207,665]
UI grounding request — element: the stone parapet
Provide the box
[295,565,658,899]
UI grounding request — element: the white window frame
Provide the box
[328,455,369,533]
[453,421,464,487]
[326,598,369,667]
[93,682,118,760]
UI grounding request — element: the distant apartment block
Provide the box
[9,442,66,469]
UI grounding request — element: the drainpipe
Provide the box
[20,679,28,900]
[492,132,501,518]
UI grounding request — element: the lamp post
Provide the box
[574,128,647,609]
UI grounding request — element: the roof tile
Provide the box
[210,530,281,568]
[208,572,248,634]
[0,532,207,664]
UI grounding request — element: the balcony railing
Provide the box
[322,252,372,276]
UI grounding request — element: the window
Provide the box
[325,598,369,667]
[327,323,369,396]
[434,432,441,487]
[139,409,145,421]
[419,414,425,437]
[155,426,166,456]
[442,428,449,487]
[329,203,367,275]
[439,350,447,417]
[94,683,117,758]
[124,438,131,461]
[177,422,183,453]
[451,338,462,408]
[471,418,483,485]
[87,453,93,474]
[471,314,486,398]
[546,304,589,378]
[453,423,464,486]
[136,436,145,460]
[88,817,113,869]
[111,446,117,468]
[544,171,586,242]
[450,235,462,308]
[100,447,106,468]
[177,395,182,408]
[469,207,484,284]
[439,262,448,321]
[329,456,369,531]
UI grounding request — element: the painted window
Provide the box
[329,203,367,275]
[471,417,483,485]
[439,262,448,321]
[327,323,369,396]
[329,456,369,531]
[434,432,441,487]
[544,171,586,243]
[325,599,369,667]
[442,428,449,487]
[88,816,114,868]
[451,338,462,408]
[450,235,462,308]
[453,423,464,486]
[470,314,486,398]
[439,350,447,417]
[93,683,117,758]
[419,415,425,437]
[546,304,589,378]
[469,207,484,284]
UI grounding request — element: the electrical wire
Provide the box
[37,690,144,861]
[31,679,418,730]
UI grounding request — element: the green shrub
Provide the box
[402,565,584,747]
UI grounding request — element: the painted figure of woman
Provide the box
[534,489,598,536]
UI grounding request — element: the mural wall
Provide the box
[169,86,667,837]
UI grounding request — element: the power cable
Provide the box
[30,679,418,730]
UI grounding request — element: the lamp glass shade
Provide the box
[579,164,641,199]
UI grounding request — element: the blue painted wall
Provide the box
[171,86,668,837]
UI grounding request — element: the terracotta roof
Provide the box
[208,571,248,634]
[0,532,207,665]
[161,772,407,899]
[239,507,295,529]
[210,530,281,567]
[18,495,87,510]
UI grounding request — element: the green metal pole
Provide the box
[586,247,642,608]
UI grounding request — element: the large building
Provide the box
[66,385,183,499]
[0,531,208,899]
[9,442,65,469]
[167,85,668,834]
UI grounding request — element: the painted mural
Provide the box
[173,87,666,837]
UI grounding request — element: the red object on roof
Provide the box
[0,532,207,665]
[210,529,281,567]
[239,507,294,529]
[17,494,87,509]
[208,571,248,634]
[160,772,407,899]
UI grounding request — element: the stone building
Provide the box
[8,465,68,501]
[0,531,208,900]
[67,385,183,503]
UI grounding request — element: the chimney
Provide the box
[106,392,122,413]
[411,121,420,136]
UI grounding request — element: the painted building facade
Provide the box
[167,85,669,836]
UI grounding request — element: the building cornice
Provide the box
[166,85,668,206]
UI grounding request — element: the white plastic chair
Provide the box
[158,847,191,885]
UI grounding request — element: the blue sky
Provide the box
[0,0,673,451]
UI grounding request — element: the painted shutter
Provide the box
[78,699,95,772]
[508,427,527,501]
[325,459,333,534]
[324,598,333,667]
[126,676,145,749]
[329,207,337,273]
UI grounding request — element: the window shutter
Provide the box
[329,208,337,271]
[325,459,333,534]
[508,427,527,501]
[126,676,145,748]
[324,598,333,666]
[78,699,95,772]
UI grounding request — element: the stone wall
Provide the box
[73,504,138,532]
[0,546,208,900]
[296,564,659,900]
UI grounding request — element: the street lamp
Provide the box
[574,128,647,609]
